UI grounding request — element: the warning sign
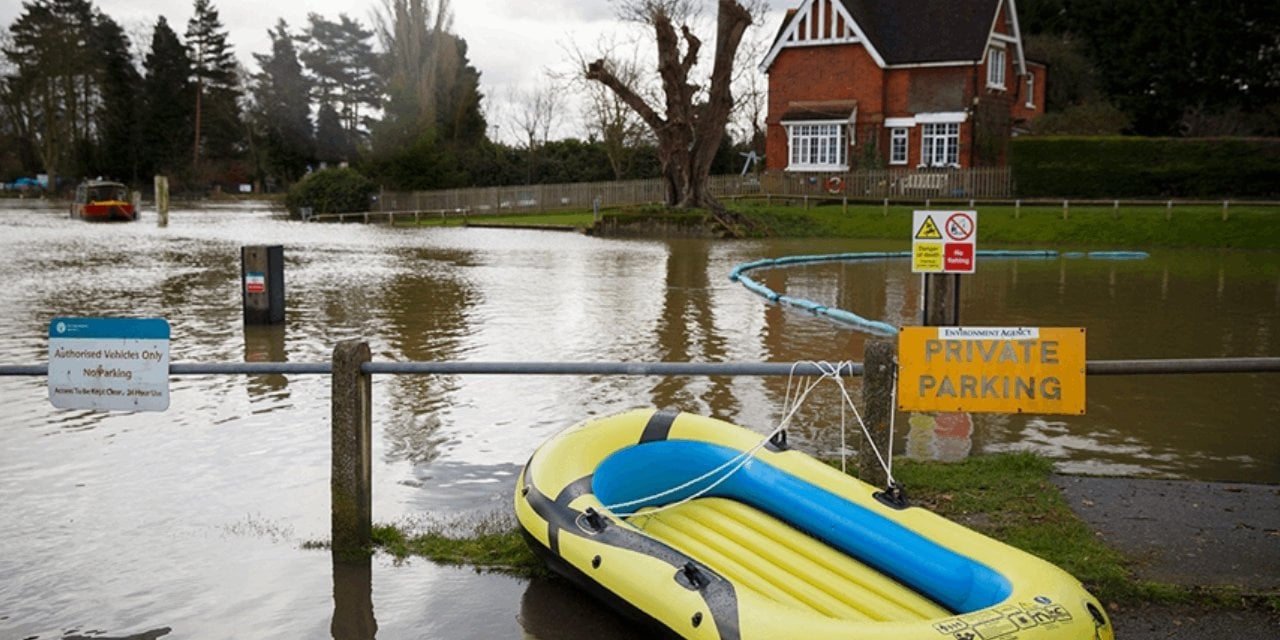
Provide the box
[913,211,977,274]
[915,215,943,239]
[897,326,1086,414]
[245,272,266,294]
[944,212,975,241]
[913,243,944,271]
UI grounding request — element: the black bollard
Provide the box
[241,245,285,325]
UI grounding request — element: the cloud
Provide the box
[493,0,617,23]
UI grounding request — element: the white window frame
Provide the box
[889,127,909,165]
[1025,74,1035,108]
[987,45,1006,89]
[784,121,849,172]
[921,122,960,168]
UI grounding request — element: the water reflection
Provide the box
[244,324,288,397]
[520,578,649,640]
[649,239,737,414]
[331,558,376,640]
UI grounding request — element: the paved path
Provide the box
[1054,475,1280,638]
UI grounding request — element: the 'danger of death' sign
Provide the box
[897,326,1086,415]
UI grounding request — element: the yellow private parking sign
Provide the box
[897,326,1086,414]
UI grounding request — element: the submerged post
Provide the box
[331,340,372,561]
[860,340,896,488]
[241,245,285,325]
[154,175,169,226]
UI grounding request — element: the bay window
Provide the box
[786,122,848,171]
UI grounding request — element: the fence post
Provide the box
[154,175,170,226]
[860,339,896,488]
[1062,199,1069,220]
[332,340,372,561]
[1222,200,1230,221]
[1015,199,1021,219]
[1166,200,1173,221]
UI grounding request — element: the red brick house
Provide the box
[761,0,1045,173]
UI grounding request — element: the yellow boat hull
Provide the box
[515,409,1113,640]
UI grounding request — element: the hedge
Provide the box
[1011,137,1280,199]
[284,167,376,215]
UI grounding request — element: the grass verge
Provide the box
[397,201,1280,250]
[734,201,1280,249]
[364,452,1276,611]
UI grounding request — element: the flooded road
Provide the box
[1,200,1277,638]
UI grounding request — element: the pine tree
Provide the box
[186,0,242,174]
[3,0,99,189]
[141,17,194,179]
[91,13,141,182]
[251,19,313,185]
[298,13,380,160]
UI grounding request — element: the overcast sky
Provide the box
[1,0,788,141]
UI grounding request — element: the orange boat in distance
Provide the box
[72,180,136,221]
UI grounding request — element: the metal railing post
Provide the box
[860,339,896,488]
[331,340,372,561]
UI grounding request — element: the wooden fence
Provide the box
[371,168,1014,215]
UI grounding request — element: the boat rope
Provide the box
[605,361,906,518]
[788,360,896,488]
[603,362,847,518]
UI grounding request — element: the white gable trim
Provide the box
[994,0,1028,76]
[760,0,887,72]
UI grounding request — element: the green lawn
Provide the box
[736,201,1280,249]
[396,201,1280,249]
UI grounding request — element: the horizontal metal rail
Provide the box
[3,358,1279,377]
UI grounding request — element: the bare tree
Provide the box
[586,0,756,212]
[506,79,563,183]
[507,81,561,151]
[565,37,650,180]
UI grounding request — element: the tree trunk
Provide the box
[586,0,752,216]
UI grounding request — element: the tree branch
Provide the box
[585,58,664,133]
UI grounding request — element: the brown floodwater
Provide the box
[1,200,1276,638]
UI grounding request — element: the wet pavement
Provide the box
[1055,475,1280,638]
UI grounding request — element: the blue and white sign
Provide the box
[48,317,171,411]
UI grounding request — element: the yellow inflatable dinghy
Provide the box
[515,409,1112,640]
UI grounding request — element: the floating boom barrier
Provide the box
[729,250,1150,337]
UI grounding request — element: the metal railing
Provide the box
[5,351,1279,560]
[7,357,1280,378]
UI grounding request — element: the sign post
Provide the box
[913,210,977,325]
[897,326,1086,415]
[48,317,171,412]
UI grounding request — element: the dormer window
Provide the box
[987,46,1006,89]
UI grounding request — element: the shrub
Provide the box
[284,167,375,215]
[1012,137,1280,198]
